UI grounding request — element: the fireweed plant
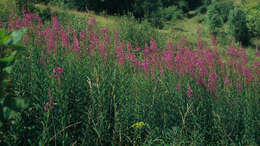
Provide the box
[1,11,259,145]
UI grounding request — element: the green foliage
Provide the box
[241,1,260,38]
[118,16,165,49]
[0,28,27,129]
[37,6,52,23]
[15,0,36,13]
[228,7,250,45]
[207,0,234,32]
[161,6,184,21]
[0,0,17,22]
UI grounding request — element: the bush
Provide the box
[0,0,15,22]
[228,7,250,46]
[207,1,234,32]
[161,6,184,21]
[118,16,165,49]
[241,1,260,38]
[15,0,37,13]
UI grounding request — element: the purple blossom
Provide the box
[90,18,96,23]
[23,13,34,27]
[142,58,150,72]
[101,28,108,35]
[136,47,141,51]
[44,101,54,111]
[53,67,63,79]
[196,28,200,34]
[224,76,230,87]
[211,37,216,46]
[253,61,260,69]
[60,28,69,48]
[255,51,260,56]
[150,39,157,52]
[73,32,80,51]
[80,30,86,39]
[208,72,218,91]
[52,16,60,30]
[186,86,193,98]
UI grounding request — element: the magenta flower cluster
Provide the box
[8,12,260,99]
[53,67,63,79]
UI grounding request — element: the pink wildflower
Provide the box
[208,72,218,91]
[186,86,193,98]
[196,28,200,34]
[101,28,108,35]
[144,48,149,55]
[52,67,63,79]
[44,101,54,111]
[253,61,260,69]
[52,16,60,30]
[142,58,150,72]
[255,51,260,56]
[150,39,157,52]
[136,47,141,51]
[60,28,69,48]
[16,20,23,29]
[34,14,43,27]
[211,37,216,46]
[23,13,34,27]
[176,83,181,91]
[237,83,242,91]
[90,18,96,23]
[80,30,86,39]
[73,32,80,51]
[224,76,230,87]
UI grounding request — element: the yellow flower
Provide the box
[131,121,145,129]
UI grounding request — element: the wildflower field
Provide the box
[0,10,260,145]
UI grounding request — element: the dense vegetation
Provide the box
[0,0,259,145]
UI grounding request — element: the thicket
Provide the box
[228,7,250,46]
[31,0,211,28]
[206,0,260,46]
[207,1,234,33]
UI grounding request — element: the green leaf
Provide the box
[3,66,13,73]
[10,29,23,44]
[8,44,26,50]
[4,97,28,112]
[0,28,5,39]
[0,35,11,45]
[3,106,17,120]
[0,51,17,64]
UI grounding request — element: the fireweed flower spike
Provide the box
[187,85,193,98]
[44,102,54,111]
[53,67,63,79]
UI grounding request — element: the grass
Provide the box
[35,3,118,30]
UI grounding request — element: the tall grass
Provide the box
[0,11,259,145]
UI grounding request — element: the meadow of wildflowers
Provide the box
[0,11,259,145]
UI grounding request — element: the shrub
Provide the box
[15,0,36,13]
[161,6,184,21]
[241,1,260,38]
[0,28,28,143]
[118,16,165,49]
[207,1,234,32]
[228,7,250,46]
